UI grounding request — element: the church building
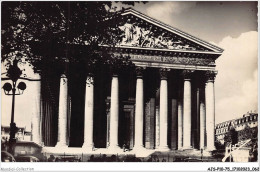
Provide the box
[30,8,224,155]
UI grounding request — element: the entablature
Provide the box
[101,46,219,71]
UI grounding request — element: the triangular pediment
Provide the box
[114,8,223,54]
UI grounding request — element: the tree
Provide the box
[2,2,140,74]
[238,125,252,141]
[215,139,225,150]
[224,127,238,146]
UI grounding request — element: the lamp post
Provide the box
[2,59,26,154]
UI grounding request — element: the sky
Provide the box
[1,1,258,130]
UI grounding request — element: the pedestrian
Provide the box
[123,143,126,152]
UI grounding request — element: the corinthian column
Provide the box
[205,71,216,151]
[182,70,193,149]
[82,74,94,151]
[133,67,145,151]
[108,74,120,150]
[55,74,68,148]
[157,68,170,151]
[31,73,42,145]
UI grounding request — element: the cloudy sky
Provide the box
[1,1,258,130]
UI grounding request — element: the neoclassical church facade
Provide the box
[30,8,223,153]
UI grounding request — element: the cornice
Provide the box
[100,45,222,56]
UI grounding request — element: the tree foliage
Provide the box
[224,127,238,145]
[238,125,257,141]
[2,1,138,74]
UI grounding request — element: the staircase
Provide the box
[222,139,251,162]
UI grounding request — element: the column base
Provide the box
[202,150,214,157]
[107,145,121,152]
[132,146,146,152]
[33,141,44,147]
[178,147,183,151]
[156,146,170,152]
[182,146,193,150]
[205,146,216,152]
[155,146,160,150]
[82,143,94,152]
[200,146,205,150]
[55,142,68,149]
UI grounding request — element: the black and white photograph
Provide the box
[1,1,258,171]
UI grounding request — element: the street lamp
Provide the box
[2,59,26,154]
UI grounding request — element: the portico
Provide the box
[31,8,223,155]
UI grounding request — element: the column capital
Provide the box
[135,67,145,78]
[182,70,194,80]
[112,73,118,77]
[205,71,217,82]
[159,68,170,80]
[60,74,68,86]
[86,75,94,87]
[60,73,67,78]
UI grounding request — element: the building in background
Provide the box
[1,125,31,142]
[215,112,258,145]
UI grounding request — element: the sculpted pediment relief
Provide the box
[113,8,223,53]
[118,19,196,51]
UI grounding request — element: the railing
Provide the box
[222,139,251,162]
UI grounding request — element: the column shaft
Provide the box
[200,102,206,149]
[31,74,42,145]
[55,74,68,147]
[183,79,192,149]
[206,81,216,151]
[109,75,120,149]
[155,106,160,148]
[134,77,144,149]
[159,79,169,150]
[177,101,183,149]
[82,75,94,150]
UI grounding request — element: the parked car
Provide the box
[1,151,16,162]
[15,155,39,162]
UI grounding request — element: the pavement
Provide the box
[42,147,222,162]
